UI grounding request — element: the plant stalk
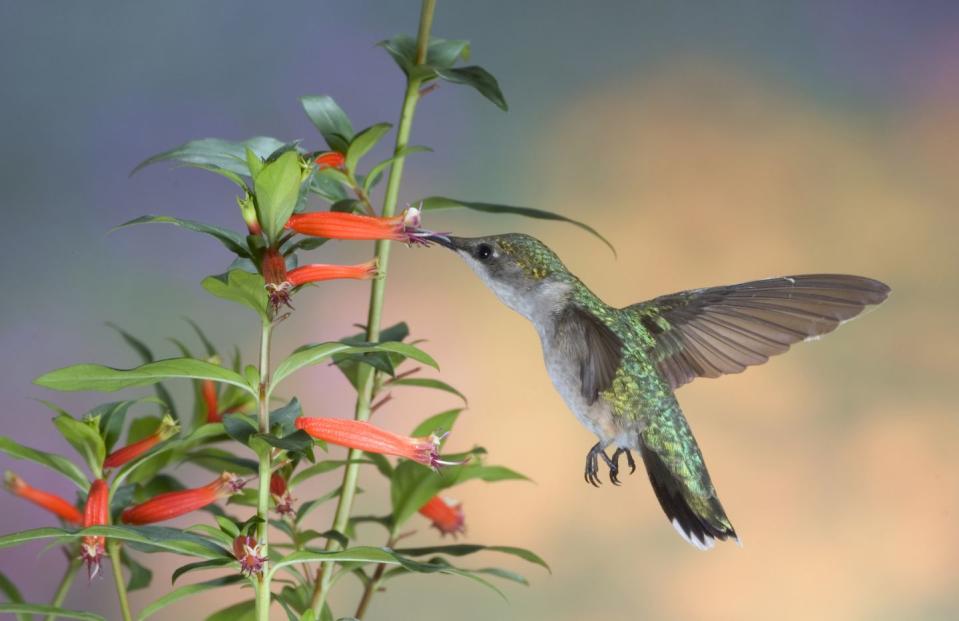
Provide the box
[107,541,133,621]
[255,320,274,621]
[309,0,436,615]
[43,556,81,621]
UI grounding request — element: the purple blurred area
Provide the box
[1,1,957,620]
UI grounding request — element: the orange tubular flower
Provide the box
[314,151,345,169]
[294,418,459,470]
[4,471,83,525]
[202,379,220,423]
[287,259,379,287]
[120,472,244,525]
[285,207,432,245]
[104,415,178,469]
[418,496,466,537]
[81,479,109,579]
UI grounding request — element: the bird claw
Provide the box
[584,444,637,487]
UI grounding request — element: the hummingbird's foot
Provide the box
[611,448,637,479]
[584,443,604,487]
[584,443,618,487]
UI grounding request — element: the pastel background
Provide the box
[1,1,957,620]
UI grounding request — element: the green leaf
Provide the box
[178,162,248,188]
[51,415,104,477]
[136,576,244,621]
[378,36,470,75]
[222,413,257,445]
[272,341,437,394]
[300,96,354,153]
[184,318,218,358]
[0,526,226,559]
[254,150,303,243]
[114,216,249,258]
[394,544,549,572]
[410,409,463,438]
[433,66,508,110]
[269,398,302,436]
[363,146,431,194]
[205,600,255,621]
[391,378,467,404]
[202,270,269,321]
[268,546,431,576]
[121,549,154,591]
[255,430,313,457]
[345,123,392,173]
[186,448,258,475]
[105,324,178,418]
[0,571,29,621]
[0,436,89,490]
[35,358,254,397]
[419,196,616,256]
[0,603,103,621]
[132,136,288,177]
[390,461,530,528]
[171,558,235,585]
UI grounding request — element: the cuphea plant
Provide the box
[0,2,607,620]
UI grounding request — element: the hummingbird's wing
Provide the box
[625,274,890,390]
[555,304,623,404]
[640,406,738,550]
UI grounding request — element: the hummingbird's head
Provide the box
[427,233,573,321]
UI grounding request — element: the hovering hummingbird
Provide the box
[426,233,889,549]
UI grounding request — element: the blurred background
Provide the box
[1,1,957,619]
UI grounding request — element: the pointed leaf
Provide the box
[434,66,508,110]
[391,378,466,404]
[52,415,105,476]
[171,558,235,585]
[419,196,615,256]
[0,604,103,621]
[363,146,431,193]
[0,526,226,559]
[300,96,354,153]
[136,576,244,621]
[410,409,463,438]
[201,270,269,321]
[132,136,288,176]
[394,544,549,572]
[254,150,303,243]
[115,216,249,257]
[105,325,178,418]
[345,123,392,173]
[0,436,89,490]
[205,600,255,621]
[34,358,255,397]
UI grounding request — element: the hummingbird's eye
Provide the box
[476,243,493,261]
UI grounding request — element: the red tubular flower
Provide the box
[418,496,466,537]
[262,247,293,313]
[287,259,379,287]
[81,479,109,579]
[120,472,244,525]
[285,207,431,245]
[314,151,346,169]
[294,418,459,469]
[104,415,178,469]
[269,472,295,517]
[233,534,268,576]
[4,471,83,525]
[202,379,220,424]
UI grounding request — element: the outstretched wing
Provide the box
[626,274,890,390]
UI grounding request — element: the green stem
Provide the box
[107,541,133,621]
[43,556,81,621]
[255,320,274,621]
[309,0,437,615]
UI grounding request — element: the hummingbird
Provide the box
[426,233,890,549]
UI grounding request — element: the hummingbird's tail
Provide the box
[638,410,738,550]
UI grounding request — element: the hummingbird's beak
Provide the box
[422,233,460,251]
